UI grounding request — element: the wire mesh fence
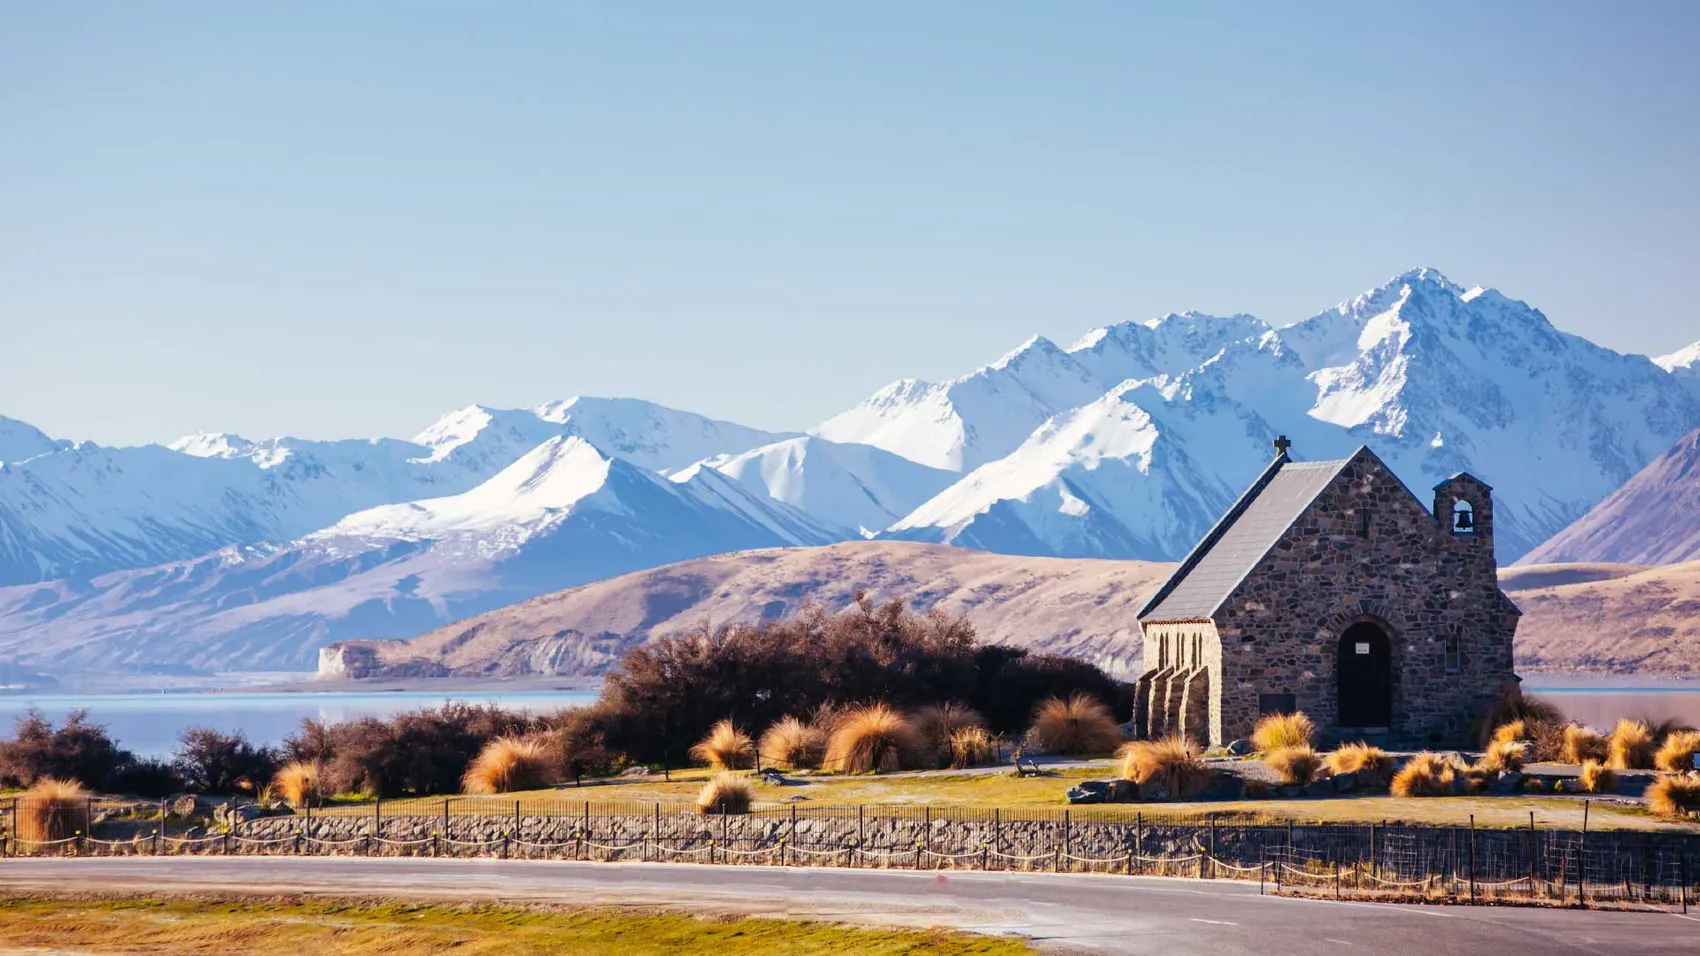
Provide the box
[1,795,1693,910]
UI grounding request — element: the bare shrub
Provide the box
[461,736,560,795]
[695,772,753,814]
[1266,746,1321,786]
[1606,719,1656,770]
[1029,694,1123,756]
[912,703,985,768]
[1117,737,1210,800]
[823,704,920,774]
[1323,742,1394,784]
[688,720,756,771]
[0,709,133,790]
[757,717,825,770]
[1561,725,1608,765]
[1250,712,1314,753]
[16,778,89,845]
[173,727,279,795]
[1578,760,1617,795]
[1654,730,1700,774]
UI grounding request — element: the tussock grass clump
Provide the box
[946,726,997,769]
[823,704,920,774]
[1028,694,1123,756]
[912,704,986,767]
[1654,730,1700,774]
[695,772,754,815]
[1391,752,1463,798]
[16,778,89,845]
[1477,738,1528,773]
[270,760,324,807]
[1561,725,1608,765]
[1489,720,1526,746]
[1250,711,1314,753]
[1606,719,1656,770]
[689,719,756,771]
[1577,760,1617,795]
[1118,736,1211,800]
[757,717,825,770]
[461,736,559,795]
[1265,746,1321,786]
[1647,774,1700,819]
[1323,742,1394,784]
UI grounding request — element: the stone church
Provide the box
[1134,438,1519,749]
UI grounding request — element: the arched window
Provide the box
[1451,499,1475,535]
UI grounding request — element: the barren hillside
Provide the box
[326,541,1173,679]
[1506,561,1700,676]
[323,545,1700,682]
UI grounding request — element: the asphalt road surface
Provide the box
[3,857,1697,955]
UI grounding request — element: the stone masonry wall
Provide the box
[1211,451,1518,747]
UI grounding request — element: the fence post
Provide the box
[654,803,661,857]
[1680,852,1688,915]
[790,802,797,852]
[442,799,449,847]
[858,805,865,853]
[1368,822,1376,882]
[1528,812,1537,895]
[992,808,1000,856]
[1643,835,1653,904]
[1064,808,1071,860]
[1135,812,1143,861]
[1467,815,1477,904]
[1579,800,1589,908]
[514,800,521,849]
[1259,850,1266,895]
[1208,815,1216,879]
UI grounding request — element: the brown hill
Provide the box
[1505,560,1700,676]
[321,544,1700,682]
[1519,428,1700,566]
[322,541,1173,680]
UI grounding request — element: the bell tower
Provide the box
[1433,473,1494,547]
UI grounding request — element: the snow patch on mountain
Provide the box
[698,436,956,536]
[1658,340,1700,399]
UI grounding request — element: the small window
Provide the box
[1357,509,1372,539]
[1444,631,1461,675]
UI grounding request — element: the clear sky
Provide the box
[3,2,1697,446]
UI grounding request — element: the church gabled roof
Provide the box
[1138,450,1358,623]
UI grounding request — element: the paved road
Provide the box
[3,857,1696,955]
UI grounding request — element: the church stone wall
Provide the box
[1205,453,1517,748]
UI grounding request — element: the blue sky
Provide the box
[3,2,1697,446]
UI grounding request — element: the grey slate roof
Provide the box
[1138,454,1355,623]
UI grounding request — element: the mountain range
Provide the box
[1,268,1697,673]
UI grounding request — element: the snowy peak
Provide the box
[0,416,63,464]
[319,436,620,541]
[699,435,956,535]
[1657,340,1700,374]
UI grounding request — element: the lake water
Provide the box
[0,690,600,757]
[1524,684,1700,731]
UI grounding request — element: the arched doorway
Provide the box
[1336,621,1392,728]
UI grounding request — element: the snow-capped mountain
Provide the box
[850,268,1700,562]
[0,435,838,670]
[1658,341,1700,399]
[697,436,956,536]
[0,399,790,586]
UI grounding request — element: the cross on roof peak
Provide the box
[1273,435,1292,456]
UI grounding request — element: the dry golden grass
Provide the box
[822,704,921,774]
[945,726,997,769]
[1265,746,1321,786]
[15,778,89,845]
[1561,725,1608,765]
[1479,688,1564,745]
[270,761,324,808]
[1391,753,1462,798]
[1489,719,1526,745]
[1647,774,1700,819]
[1117,736,1211,800]
[1606,718,1656,770]
[1477,738,1528,773]
[1577,760,1617,795]
[461,736,559,795]
[1654,730,1700,774]
[0,895,1036,956]
[1250,711,1314,753]
[1323,742,1394,784]
[911,704,986,767]
[756,717,824,770]
[689,720,756,771]
[695,772,754,815]
[1028,694,1123,756]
